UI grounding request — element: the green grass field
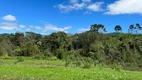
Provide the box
[0,58,142,80]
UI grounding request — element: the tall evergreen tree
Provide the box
[114,25,122,32]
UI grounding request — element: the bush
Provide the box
[15,43,41,57]
[13,47,22,56]
[82,62,91,69]
[82,57,93,68]
[57,48,65,59]
[65,60,70,67]
[43,49,53,58]
[94,60,99,66]
[50,56,58,61]
[33,53,45,60]
[65,50,83,67]
[14,57,24,64]
[110,63,121,71]
[75,61,82,67]
[1,54,10,59]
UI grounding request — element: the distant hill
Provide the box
[105,32,119,36]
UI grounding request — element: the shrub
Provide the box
[94,60,99,66]
[1,54,10,59]
[64,50,83,67]
[57,48,65,59]
[65,60,70,67]
[15,43,41,57]
[13,47,22,56]
[33,53,45,60]
[75,61,82,67]
[82,62,91,69]
[43,49,53,58]
[14,57,24,64]
[110,63,121,71]
[82,57,93,68]
[72,61,82,67]
[50,56,58,61]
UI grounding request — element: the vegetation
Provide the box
[0,58,142,80]
[1,23,142,72]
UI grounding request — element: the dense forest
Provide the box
[1,23,142,70]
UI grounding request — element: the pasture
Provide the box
[0,58,142,80]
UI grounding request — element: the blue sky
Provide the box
[0,0,142,34]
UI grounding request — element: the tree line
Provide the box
[0,23,142,70]
[114,23,142,34]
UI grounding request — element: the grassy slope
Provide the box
[0,58,142,80]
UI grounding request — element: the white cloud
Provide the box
[0,22,18,30]
[70,0,91,3]
[2,15,17,21]
[30,25,42,30]
[0,14,72,33]
[35,26,42,30]
[28,23,72,33]
[56,1,104,13]
[0,22,29,31]
[57,4,73,12]
[25,28,31,31]
[74,3,86,10]
[44,23,72,32]
[57,3,86,13]
[105,0,142,15]
[56,0,142,15]
[82,0,91,3]
[19,25,26,28]
[78,28,90,33]
[70,0,78,3]
[0,21,72,33]
[84,11,92,15]
[64,26,72,30]
[87,2,104,12]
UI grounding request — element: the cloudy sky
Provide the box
[0,0,142,34]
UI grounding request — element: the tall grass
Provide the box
[0,58,142,80]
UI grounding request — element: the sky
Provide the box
[0,0,142,34]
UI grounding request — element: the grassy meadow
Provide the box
[0,58,142,80]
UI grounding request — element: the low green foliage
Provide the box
[65,60,70,67]
[14,57,24,64]
[0,54,10,59]
[82,62,92,69]
[1,25,142,71]
[0,58,142,80]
